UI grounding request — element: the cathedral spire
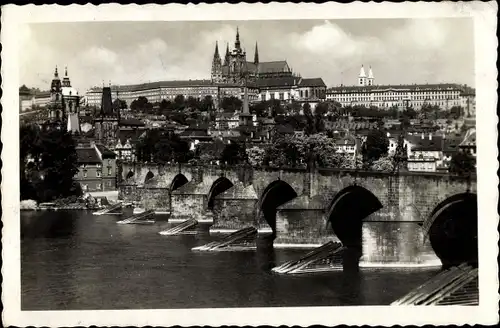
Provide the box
[235,26,241,49]
[214,41,220,59]
[54,66,59,78]
[254,42,259,65]
[213,41,221,64]
[224,42,230,66]
[65,66,68,77]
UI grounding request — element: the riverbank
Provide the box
[20,196,107,212]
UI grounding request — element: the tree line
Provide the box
[20,124,81,202]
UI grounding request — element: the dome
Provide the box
[61,86,79,97]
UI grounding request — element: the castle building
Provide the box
[326,65,474,111]
[211,27,294,85]
[84,28,326,111]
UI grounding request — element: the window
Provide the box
[83,171,87,178]
[96,170,102,178]
[108,168,112,176]
[96,183,102,190]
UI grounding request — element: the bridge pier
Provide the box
[210,182,258,234]
[359,217,441,267]
[273,195,339,247]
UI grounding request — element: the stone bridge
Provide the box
[119,162,477,267]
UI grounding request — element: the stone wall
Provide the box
[119,162,475,265]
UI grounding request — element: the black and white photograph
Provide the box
[2,2,498,327]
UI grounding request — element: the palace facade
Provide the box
[85,80,254,109]
[326,65,476,114]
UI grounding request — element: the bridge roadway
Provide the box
[119,162,477,268]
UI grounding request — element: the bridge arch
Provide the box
[259,180,298,237]
[425,193,477,267]
[125,170,134,180]
[207,177,234,209]
[169,173,189,192]
[144,171,154,184]
[327,185,382,251]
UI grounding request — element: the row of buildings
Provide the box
[326,66,476,114]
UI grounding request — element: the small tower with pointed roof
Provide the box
[211,41,223,83]
[358,65,367,86]
[368,66,374,86]
[48,66,65,123]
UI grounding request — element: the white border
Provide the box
[2,2,498,326]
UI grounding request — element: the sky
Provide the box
[19,18,475,93]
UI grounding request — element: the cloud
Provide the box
[19,19,474,93]
[290,21,385,60]
[80,46,118,67]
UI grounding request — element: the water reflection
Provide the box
[22,211,440,310]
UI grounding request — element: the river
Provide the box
[21,210,440,310]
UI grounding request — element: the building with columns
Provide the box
[326,65,475,111]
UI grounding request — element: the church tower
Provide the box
[368,66,374,86]
[48,66,65,123]
[211,41,223,83]
[358,65,367,86]
[228,27,247,84]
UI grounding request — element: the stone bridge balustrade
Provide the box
[118,161,477,266]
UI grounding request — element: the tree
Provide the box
[20,125,80,202]
[174,94,185,106]
[263,135,303,167]
[371,155,395,172]
[221,142,247,165]
[246,146,266,167]
[449,151,476,175]
[200,95,214,112]
[196,138,225,164]
[130,96,151,112]
[449,106,463,119]
[112,98,127,112]
[362,130,389,165]
[299,134,346,168]
[136,130,192,164]
[221,96,243,113]
[314,102,329,116]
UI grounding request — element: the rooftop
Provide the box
[76,148,101,164]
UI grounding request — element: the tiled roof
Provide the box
[120,118,145,126]
[460,129,476,146]
[258,61,290,74]
[406,133,444,151]
[256,76,298,88]
[76,148,101,164]
[95,144,116,159]
[334,135,357,145]
[79,115,94,124]
[274,124,295,134]
[298,78,326,88]
[118,129,143,144]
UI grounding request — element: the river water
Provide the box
[21,210,440,310]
